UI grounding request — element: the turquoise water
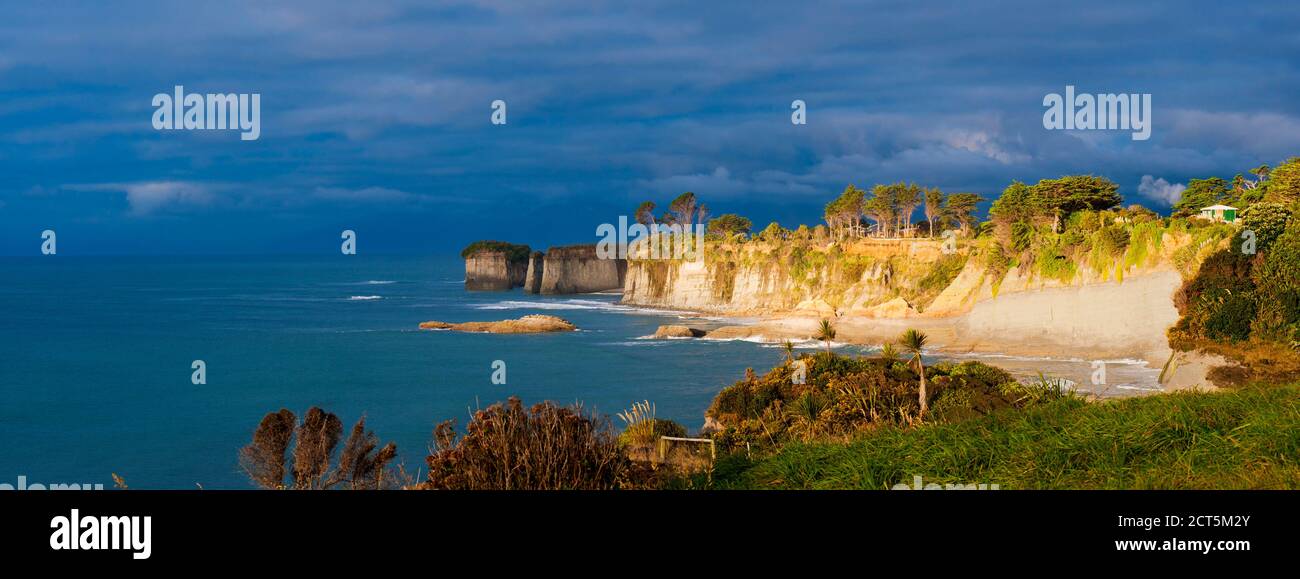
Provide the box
[0,254,1162,489]
[0,255,825,489]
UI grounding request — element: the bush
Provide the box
[422,397,632,490]
[1238,202,1292,254]
[1251,226,1300,342]
[238,407,400,490]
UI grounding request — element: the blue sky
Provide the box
[1,0,1297,255]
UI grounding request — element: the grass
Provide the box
[705,382,1300,490]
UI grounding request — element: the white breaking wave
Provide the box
[474,299,678,315]
[348,295,383,301]
[364,280,396,285]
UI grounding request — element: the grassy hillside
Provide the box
[705,382,1300,490]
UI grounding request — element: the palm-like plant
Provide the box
[782,340,796,363]
[787,391,830,441]
[878,343,899,364]
[898,329,929,419]
[816,319,837,353]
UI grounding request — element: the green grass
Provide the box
[706,383,1300,489]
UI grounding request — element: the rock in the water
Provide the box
[652,324,707,338]
[419,314,577,334]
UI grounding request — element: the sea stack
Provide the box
[523,251,545,294]
[539,244,627,294]
[462,241,530,291]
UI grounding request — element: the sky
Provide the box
[1,0,1298,255]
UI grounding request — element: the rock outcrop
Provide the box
[418,314,577,334]
[523,251,545,294]
[539,244,627,294]
[652,325,708,338]
[462,241,530,291]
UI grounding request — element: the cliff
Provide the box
[464,250,528,291]
[523,251,545,294]
[620,228,1228,363]
[539,244,627,294]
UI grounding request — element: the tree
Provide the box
[923,187,946,237]
[1267,157,1300,205]
[867,184,900,237]
[782,340,796,363]
[825,184,866,238]
[634,201,657,227]
[759,221,788,242]
[898,329,929,419]
[1171,177,1229,218]
[707,213,753,237]
[669,192,699,226]
[894,183,922,237]
[816,319,837,353]
[945,193,982,236]
[1029,175,1121,232]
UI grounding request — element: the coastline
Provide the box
[620,267,1220,394]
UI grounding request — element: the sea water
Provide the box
[0,254,1160,488]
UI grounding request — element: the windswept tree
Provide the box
[707,213,753,237]
[1267,157,1300,204]
[894,183,922,237]
[634,201,657,227]
[945,193,982,236]
[898,329,929,419]
[1028,175,1121,232]
[669,192,699,226]
[1171,177,1229,218]
[866,184,899,237]
[824,184,866,238]
[923,187,946,237]
[239,407,400,490]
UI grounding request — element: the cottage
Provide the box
[1198,204,1238,223]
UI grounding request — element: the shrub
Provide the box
[1237,202,1292,254]
[239,407,400,490]
[422,397,632,490]
[1251,226,1300,342]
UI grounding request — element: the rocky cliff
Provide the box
[539,244,627,294]
[620,231,1221,362]
[465,251,528,291]
[523,251,545,294]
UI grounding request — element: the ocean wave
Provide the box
[348,295,383,301]
[473,299,673,315]
[363,280,396,285]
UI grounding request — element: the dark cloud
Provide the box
[1,0,1298,254]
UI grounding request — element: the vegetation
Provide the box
[707,213,753,237]
[239,407,401,490]
[707,382,1300,489]
[706,339,1073,452]
[422,397,640,490]
[460,240,531,262]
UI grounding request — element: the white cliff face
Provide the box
[620,234,1199,362]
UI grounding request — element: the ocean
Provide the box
[0,254,1161,489]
